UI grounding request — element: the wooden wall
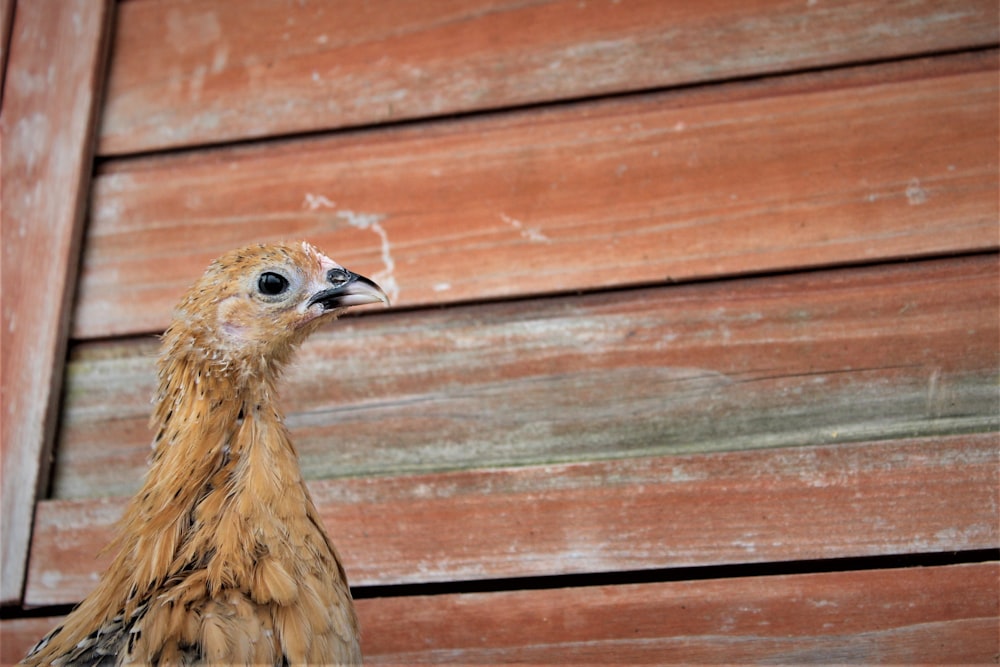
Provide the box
[2,0,998,662]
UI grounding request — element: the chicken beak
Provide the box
[307,271,390,311]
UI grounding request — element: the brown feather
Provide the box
[21,242,383,666]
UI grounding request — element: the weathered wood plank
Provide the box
[0,0,14,87]
[75,52,999,338]
[360,562,1000,663]
[0,0,112,605]
[6,563,997,663]
[97,0,1000,154]
[1,616,54,665]
[52,255,1000,500]
[25,434,1000,606]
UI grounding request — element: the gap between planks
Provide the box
[24,433,1000,607]
[4,562,997,663]
[75,51,999,338]
[52,254,1000,500]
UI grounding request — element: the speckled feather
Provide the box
[21,242,388,666]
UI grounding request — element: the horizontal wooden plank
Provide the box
[53,255,1000,500]
[76,52,999,339]
[0,0,113,604]
[1,616,58,665]
[358,562,1000,663]
[8,563,997,663]
[97,0,999,154]
[26,434,1000,606]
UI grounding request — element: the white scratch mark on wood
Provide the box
[905,178,928,205]
[211,45,229,74]
[39,570,63,589]
[926,367,940,415]
[809,599,838,608]
[338,211,399,304]
[500,212,550,244]
[302,194,399,301]
[11,112,50,173]
[302,193,337,210]
[189,64,207,102]
[166,8,221,53]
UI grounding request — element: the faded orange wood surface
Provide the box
[359,563,1000,663]
[3,1,996,660]
[52,255,999,499]
[26,434,999,606]
[74,52,999,338]
[0,0,112,605]
[5,562,997,663]
[97,0,999,154]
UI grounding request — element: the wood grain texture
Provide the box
[1,616,56,665]
[5,562,997,663]
[75,52,999,338]
[0,0,112,605]
[52,255,1000,500]
[96,0,1000,154]
[358,562,1000,663]
[25,434,1000,606]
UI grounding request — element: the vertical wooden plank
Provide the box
[0,0,14,91]
[0,0,112,604]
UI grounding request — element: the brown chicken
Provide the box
[21,242,388,666]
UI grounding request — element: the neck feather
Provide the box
[92,345,316,619]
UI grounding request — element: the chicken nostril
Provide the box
[327,268,351,286]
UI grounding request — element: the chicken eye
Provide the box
[257,271,289,296]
